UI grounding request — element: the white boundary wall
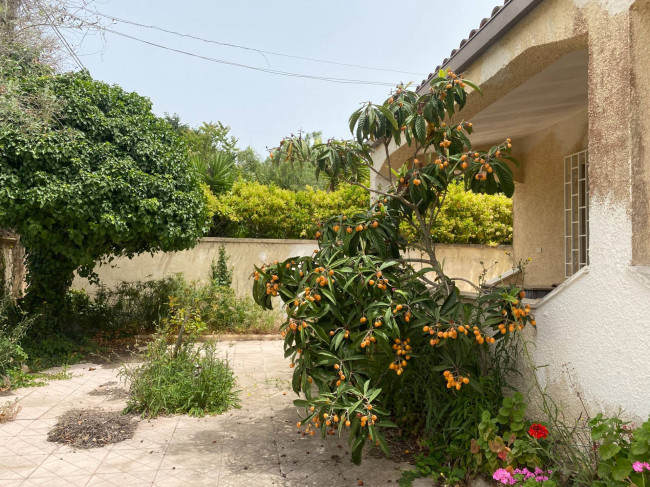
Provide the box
[72,238,513,298]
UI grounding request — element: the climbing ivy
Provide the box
[0,54,210,322]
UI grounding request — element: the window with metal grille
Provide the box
[564,150,589,277]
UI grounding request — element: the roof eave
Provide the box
[416,0,547,94]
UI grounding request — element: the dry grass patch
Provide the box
[48,408,139,448]
[0,399,21,422]
[87,381,130,400]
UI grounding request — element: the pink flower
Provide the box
[493,468,516,485]
[632,461,650,472]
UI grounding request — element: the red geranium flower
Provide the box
[529,423,549,439]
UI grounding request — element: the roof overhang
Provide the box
[416,0,547,94]
[468,49,588,147]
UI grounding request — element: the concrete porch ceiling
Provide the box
[468,49,588,147]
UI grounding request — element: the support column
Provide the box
[630,0,650,265]
[585,1,635,269]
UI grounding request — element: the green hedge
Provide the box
[210,180,512,245]
[210,181,369,239]
[432,182,512,245]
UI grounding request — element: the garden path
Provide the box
[0,340,407,486]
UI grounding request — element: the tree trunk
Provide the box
[1,0,21,42]
[22,248,76,321]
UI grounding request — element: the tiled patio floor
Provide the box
[0,340,407,486]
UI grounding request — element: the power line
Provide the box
[35,0,86,70]
[82,8,427,77]
[75,24,400,86]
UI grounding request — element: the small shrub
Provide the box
[160,297,207,337]
[587,414,650,486]
[21,275,278,370]
[168,277,279,334]
[0,297,31,376]
[471,393,547,473]
[0,398,21,423]
[211,245,233,288]
[72,275,278,337]
[82,278,179,335]
[121,332,239,417]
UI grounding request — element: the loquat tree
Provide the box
[252,69,534,464]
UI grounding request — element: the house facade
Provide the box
[371,0,650,418]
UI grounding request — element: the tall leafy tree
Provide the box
[252,70,526,464]
[0,57,210,319]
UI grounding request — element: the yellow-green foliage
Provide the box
[213,181,511,244]
[202,183,219,220]
[401,183,512,246]
[212,181,369,239]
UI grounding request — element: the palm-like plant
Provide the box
[192,152,236,194]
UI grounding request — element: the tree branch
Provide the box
[448,277,482,293]
[350,181,416,210]
[383,140,393,185]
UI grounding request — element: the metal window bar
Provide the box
[564,150,589,277]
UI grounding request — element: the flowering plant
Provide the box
[493,467,556,486]
[472,394,547,473]
[590,414,650,485]
[529,424,549,440]
[633,461,650,473]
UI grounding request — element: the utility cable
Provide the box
[82,8,426,77]
[79,24,401,86]
[35,0,86,70]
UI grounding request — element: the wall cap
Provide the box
[199,237,318,245]
[628,266,650,290]
[200,237,513,249]
[406,244,513,250]
[533,265,589,309]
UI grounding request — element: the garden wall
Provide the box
[72,238,513,297]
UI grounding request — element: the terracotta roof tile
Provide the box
[416,1,512,91]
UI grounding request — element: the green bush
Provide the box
[400,182,512,246]
[211,245,233,288]
[121,333,239,417]
[62,279,178,337]
[210,181,369,239]
[588,414,650,486]
[55,275,278,338]
[0,298,31,376]
[434,182,512,245]
[211,180,511,244]
[471,393,546,473]
[19,281,175,370]
[168,279,279,334]
[0,58,209,313]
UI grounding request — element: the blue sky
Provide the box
[71,1,496,155]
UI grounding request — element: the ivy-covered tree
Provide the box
[0,55,210,319]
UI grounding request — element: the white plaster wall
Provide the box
[72,238,318,298]
[73,239,510,300]
[405,245,514,293]
[531,198,650,419]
